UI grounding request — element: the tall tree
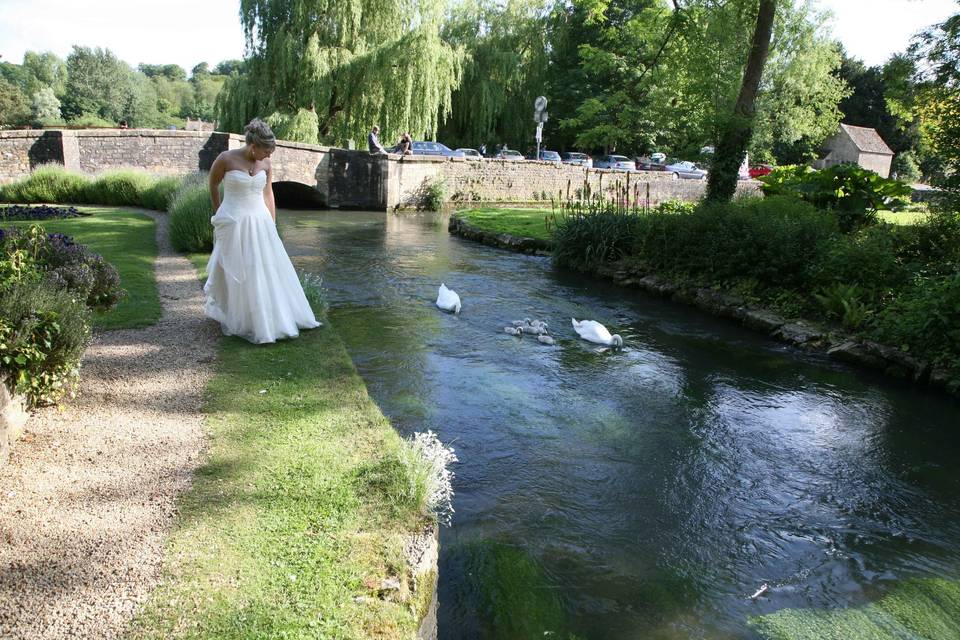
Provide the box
[217,0,464,145]
[21,51,67,96]
[62,46,134,122]
[439,0,551,150]
[706,0,775,202]
[31,86,62,124]
[0,77,30,127]
[910,9,960,187]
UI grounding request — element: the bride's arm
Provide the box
[209,155,226,211]
[263,163,276,222]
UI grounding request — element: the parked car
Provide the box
[393,140,464,157]
[457,148,483,160]
[594,155,636,171]
[494,149,525,161]
[664,160,707,179]
[749,163,773,178]
[560,152,593,168]
[635,159,667,171]
[528,149,561,163]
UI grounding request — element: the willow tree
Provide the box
[438,0,551,150]
[217,0,464,145]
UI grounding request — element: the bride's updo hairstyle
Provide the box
[244,118,276,151]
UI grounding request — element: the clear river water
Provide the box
[278,209,960,640]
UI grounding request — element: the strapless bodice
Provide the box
[221,169,268,206]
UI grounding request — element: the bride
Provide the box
[204,118,321,344]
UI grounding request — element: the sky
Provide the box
[0,0,957,73]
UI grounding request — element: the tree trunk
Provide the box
[706,0,776,203]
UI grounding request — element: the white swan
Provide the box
[572,318,623,347]
[436,283,461,314]
[504,326,523,336]
[537,335,555,345]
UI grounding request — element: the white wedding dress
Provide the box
[203,169,320,344]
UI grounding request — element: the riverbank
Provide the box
[130,254,439,639]
[448,209,553,254]
[449,208,959,399]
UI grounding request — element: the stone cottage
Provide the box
[814,123,894,177]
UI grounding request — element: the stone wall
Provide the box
[0,130,67,182]
[73,129,230,175]
[0,129,331,195]
[384,154,761,209]
[858,152,893,179]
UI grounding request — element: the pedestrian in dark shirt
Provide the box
[368,126,386,154]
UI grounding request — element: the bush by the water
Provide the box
[168,172,214,252]
[552,194,960,388]
[759,163,912,232]
[0,164,183,212]
[0,204,85,221]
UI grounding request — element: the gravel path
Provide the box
[0,211,218,639]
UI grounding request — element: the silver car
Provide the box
[495,149,525,161]
[457,148,482,160]
[560,151,593,168]
[594,155,636,171]
[665,160,708,180]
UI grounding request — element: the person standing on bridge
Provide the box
[203,118,320,344]
[368,125,387,154]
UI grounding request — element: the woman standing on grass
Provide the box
[203,118,320,344]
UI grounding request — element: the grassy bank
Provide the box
[750,577,960,640]
[455,208,553,241]
[4,207,160,329]
[129,302,436,638]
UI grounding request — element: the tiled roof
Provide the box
[840,124,893,155]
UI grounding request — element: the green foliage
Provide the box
[873,272,960,383]
[812,283,869,330]
[141,176,181,211]
[759,163,913,231]
[86,170,156,206]
[66,113,116,128]
[423,178,447,211]
[891,151,921,181]
[635,196,836,289]
[0,76,30,127]
[62,46,135,123]
[0,282,91,407]
[439,0,551,149]
[265,107,320,144]
[0,165,181,212]
[168,173,214,252]
[0,165,91,204]
[30,86,61,124]
[217,0,464,146]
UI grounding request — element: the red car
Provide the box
[749,164,773,179]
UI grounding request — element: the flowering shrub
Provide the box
[0,204,85,221]
[1,225,124,310]
[1,225,122,406]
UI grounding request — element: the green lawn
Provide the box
[129,295,434,639]
[3,207,160,329]
[455,207,554,241]
[750,577,960,640]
